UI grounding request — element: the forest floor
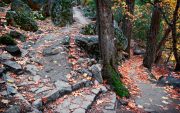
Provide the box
[0,5,180,113]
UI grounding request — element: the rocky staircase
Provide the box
[0,6,118,113]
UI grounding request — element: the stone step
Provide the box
[44,85,105,113]
[32,79,93,110]
[87,91,117,113]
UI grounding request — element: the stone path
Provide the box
[87,91,117,113]
[40,7,117,113]
[1,6,117,113]
[29,34,71,82]
[127,56,180,113]
[73,7,90,25]
[45,86,102,113]
[1,6,116,113]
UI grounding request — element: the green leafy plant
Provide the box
[80,23,96,35]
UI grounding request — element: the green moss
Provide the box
[10,30,27,42]
[114,22,128,50]
[51,0,73,26]
[80,23,96,35]
[0,34,17,45]
[6,11,38,32]
[32,10,47,20]
[108,65,129,97]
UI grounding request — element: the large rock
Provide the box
[158,76,180,88]
[89,64,103,83]
[10,30,27,42]
[5,45,22,56]
[0,53,13,60]
[133,47,146,55]
[114,21,128,50]
[79,21,128,51]
[11,0,32,16]
[2,60,23,74]
[0,34,17,45]
[6,11,38,31]
[6,0,38,31]
[42,46,61,56]
[51,0,73,26]
[75,36,99,57]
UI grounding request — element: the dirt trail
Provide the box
[121,55,179,113]
[73,7,91,25]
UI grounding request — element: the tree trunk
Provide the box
[154,27,171,64]
[122,0,135,58]
[96,0,117,80]
[172,0,180,71]
[143,0,161,70]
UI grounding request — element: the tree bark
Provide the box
[143,0,161,70]
[172,0,180,71]
[154,27,171,64]
[96,0,117,80]
[122,0,135,58]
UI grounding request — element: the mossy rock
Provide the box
[2,0,11,4]
[22,0,47,11]
[6,11,18,27]
[114,21,128,50]
[10,30,27,42]
[0,34,17,45]
[11,0,32,17]
[80,23,97,35]
[108,65,129,97]
[7,0,38,31]
[51,0,73,26]
[32,11,46,20]
[6,11,38,31]
[82,6,96,20]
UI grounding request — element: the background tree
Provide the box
[141,0,180,71]
[171,0,180,71]
[122,0,135,58]
[143,0,161,70]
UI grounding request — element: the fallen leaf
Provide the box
[162,100,169,104]
[137,104,143,108]
[162,96,169,100]
[1,99,9,104]
[128,102,136,109]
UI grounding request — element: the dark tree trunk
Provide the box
[154,27,171,64]
[172,0,180,71]
[143,0,161,70]
[43,0,53,17]
[96,0,117,80]
[122,0,135,58]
